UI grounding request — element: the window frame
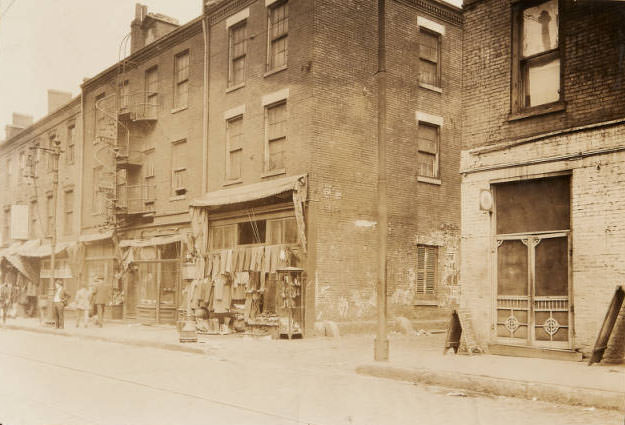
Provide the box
[264,100,287,173]
[416,120,440,179]
[415,244,438,297]
[46,194,54,237]
[418,28,441,88]
[145,66,159,118]
[511,0,562,113]
[170,139,188,197]
[66,123,76,165]
[266,0,289,72]
[228,21,248,87]
[225,115,244,181]
[63,189,74,236]
[119,79,130,111]
[173,50,190,109]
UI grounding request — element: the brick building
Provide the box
[1,0,463,335]
[460,0,625,356]
[0,91,83,311]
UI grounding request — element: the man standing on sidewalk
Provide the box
[74,284,91,328]
[92,276,110,327]
[0,278,12,324]
[53,280,69,329]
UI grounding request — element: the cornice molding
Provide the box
[395,0,464,27]
[207,0,256,25]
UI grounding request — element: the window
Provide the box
[144,149,155,206]
[416,245,437,295]
[211,224,236,250]
[171,140,187,196]
[226,116,243,180]
[419,29,441,87]
[267,1,288,71]
[174,51,190,109]
[267,217,297,245]
[92,166,104,213]
[265,101,287,172]
[64,190,74,236]
[18,151,25,184]
[512,0,560,110]
[145,67,158,118]
[33,142,40,177]
[30,200,38,239]
[119,80,130,110]
[46,194,54,237]
[2,209,10,245]
[6,158,12,187]
[47,135,57,173]
[238,220,267,245]
[66,124,75,165]
[229,22,247,86]
[417,121,439,178]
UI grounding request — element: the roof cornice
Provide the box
[81,17,203,91]
[395,0,464,26]
[205,0,255,25]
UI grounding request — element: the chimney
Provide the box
[47,90,73,114]
[130,3,148,54]
[4,113,33,140]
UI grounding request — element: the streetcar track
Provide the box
[0,350,325,425]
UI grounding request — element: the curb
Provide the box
[356,364,625,411]
[2,324,206,355]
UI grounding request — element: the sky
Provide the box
[0,0,462,139]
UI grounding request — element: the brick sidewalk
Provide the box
[3,317,624,410]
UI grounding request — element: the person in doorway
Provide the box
[92,276,110,327]
[74,284,91,328]
[53,280,69,329]
[0,278,12,324]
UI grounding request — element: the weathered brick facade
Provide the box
[461,0,625,356]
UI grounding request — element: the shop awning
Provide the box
[119,233,186,248]
[189,174,307,208]
[79,230,113,243]
[15,239,41,256]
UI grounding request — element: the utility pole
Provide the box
[374,0,389,361]
[30,138,62,326]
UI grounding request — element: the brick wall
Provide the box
[460,121,625,354]
[462,0,625,151]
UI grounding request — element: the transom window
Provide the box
[512,0,560,110]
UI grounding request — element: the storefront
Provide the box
[188,174,308,336]
[120,235,185,324]
[81,235,120,318]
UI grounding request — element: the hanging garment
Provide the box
[263,246,271,274]
[225,249,233,274]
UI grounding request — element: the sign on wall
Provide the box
[11,204,29,240]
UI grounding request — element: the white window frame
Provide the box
[263,91,288,174]
[225,115,244,181]
[266,0,288,72]
[415,111,443,182]
[170,139,187,197]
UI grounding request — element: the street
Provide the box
[0,330,621,425]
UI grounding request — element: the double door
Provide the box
[495,232,571,348]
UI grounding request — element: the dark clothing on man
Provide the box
[54,302,65,329]
[92,282,111,327]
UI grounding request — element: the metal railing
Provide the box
[118,92,159,121]
[117,184,156,214]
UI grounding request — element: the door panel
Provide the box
[496,240,529,340]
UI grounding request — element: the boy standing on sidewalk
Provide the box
[74,284,91,328]
[53,280,69,329]
[92,276,110,327]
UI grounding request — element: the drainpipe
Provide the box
[201,16,210,194]
[374,0,389,361]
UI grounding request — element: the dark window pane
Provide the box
[535,237,567,296]
[495,176,570,234]
[497,240,528,296]
[238,220,266,245]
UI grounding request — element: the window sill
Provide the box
[507,101,566,122]
[171,106,188,115]
[225,83,245,93]
[169,195,186,201]
[261,168,286,178]
[419,82,443,94]
[222,179,243,187]
[264,65,287,78]
[417,176,441,185]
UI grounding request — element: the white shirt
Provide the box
[53,285,64,303]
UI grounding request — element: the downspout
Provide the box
[201,16,210,195]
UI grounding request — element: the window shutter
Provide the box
[425,246,437,294]
[416,245,426,294]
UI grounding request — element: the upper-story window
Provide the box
[267,0,288,71]
[145,67,158,118]
[18,151,25,184]
[171,139,187,197]
[265,101,287,172]
[419,30,441,87]
[226,116,243,181]
[30,200,38,239]
[2,208,10,245]
[417,122,439,179]
[119,80,130,111]
[229,21,247,87]
[512,0,560,111]
[66,124,76,165]
[174,51,190,109]
[46,194,54,237]
[64,189,74,236]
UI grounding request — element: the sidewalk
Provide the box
[3,317,624,411]
[356,338,625,411]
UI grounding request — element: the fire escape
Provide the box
[93,72,158,231]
